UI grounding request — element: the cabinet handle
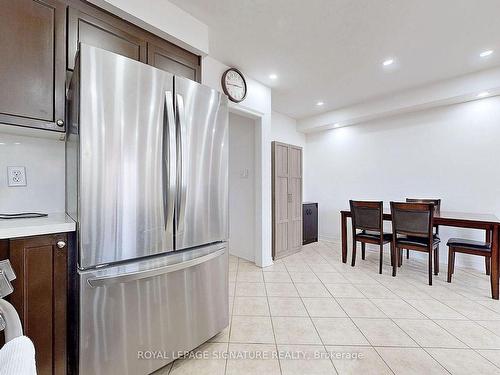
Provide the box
[56,241,66,249]
[56,119,64,127]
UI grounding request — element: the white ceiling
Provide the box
[170,0,500,119]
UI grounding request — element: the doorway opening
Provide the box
[228,112,258,262]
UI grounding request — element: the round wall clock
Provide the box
[221,68,247,103]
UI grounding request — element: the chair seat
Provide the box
[396,235,440,248]
[356,230,392,242]
[447,238,491,251]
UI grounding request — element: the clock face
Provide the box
[222,68,247,102]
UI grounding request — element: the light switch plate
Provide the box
[7,166,26,187]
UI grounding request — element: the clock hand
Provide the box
[227,83,243,88]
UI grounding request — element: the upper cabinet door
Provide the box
[0,0,66,131]
[67,7,147,70]
[147,42,201,82]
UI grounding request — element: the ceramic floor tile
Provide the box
[278,345,336,375]
[312,318,369,346]
[356,284,399,299]
[272,317,322,345]
[289,272,321,283]
[285,263,312,273]
[302,297,347,317]
[353,318,416,347]
[237,271,264,283]
[376,347,449,375]
[268,297,308,317]
[324,283,365,298]
[336,298,387,318]
[441,299,500,320]
[235,282,267,297]
[264,272,293,283]
[226,343,281,375]
[262,263,287,272]
[425,348,500,375]
[230,316,275,344]
[327,346,393,375]
[370,298,425,319]
[393,319,466,348]
[315,272,349,284]
[477,349,500,368]
[475,320,500,335]
[434,319,500,349]
[295,283,331,297]
[406,299,467,320]
[309,264,338,273]
[238,262,264,272]
[266,282,299,297]
[169,343,227,375]
[233,297,270,316]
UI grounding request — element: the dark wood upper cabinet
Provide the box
[147,41,201,82]
[0,0,66,131]
[67,5,147,70]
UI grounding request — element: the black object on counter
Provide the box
[303,203,318,245]
[0,213,48,220]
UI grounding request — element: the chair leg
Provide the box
[379,244,383,274]
[428,249,433,286]
[434,247,439,275]
[361,243,366,260]
[406,249,409,259]
[398,248,402,267]
[447,248,453,283]
[351,239,357,267]
[486,256,491,276]
[392,245,397,277]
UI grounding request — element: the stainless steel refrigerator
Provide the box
[66,44,229,375]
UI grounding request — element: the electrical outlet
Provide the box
[7,166,26,187]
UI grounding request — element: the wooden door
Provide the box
[0,0,66,131]
[147,42,201,82]
[67,6,147,70]
[9,234,68,375]
[272,142,303,259]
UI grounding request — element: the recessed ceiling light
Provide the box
[13,142,21,145]
[477,91,490,98]
[480,50,493,58]
[382,58,394,66]
[316,101,324,106]
[333,123,340,128]
[269,73,278,80]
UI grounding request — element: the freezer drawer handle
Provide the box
[87,248,225,288]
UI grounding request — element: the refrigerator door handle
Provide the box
[164,91,176,232]
[87,248,225,288]
[175,93,188,234]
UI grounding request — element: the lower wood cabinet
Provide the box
[4,233,68,375]
[303,202,318,245]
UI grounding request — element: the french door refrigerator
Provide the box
[66,44,229,375]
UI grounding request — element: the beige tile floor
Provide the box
[154,241,500,375]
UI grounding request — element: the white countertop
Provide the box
[0,213,76,239]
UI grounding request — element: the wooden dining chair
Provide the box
[447,238,491,283]
[350,200,393,274]
[390,202,440,284]
[403,198,441,264]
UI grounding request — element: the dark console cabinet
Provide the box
[303,202,318,245]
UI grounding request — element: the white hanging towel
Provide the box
[0,336,36,375]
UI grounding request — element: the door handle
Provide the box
[164,91,176,234]
[87,248,226,288]
[175,93,188,234]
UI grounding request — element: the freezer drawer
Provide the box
[79,244,229,375]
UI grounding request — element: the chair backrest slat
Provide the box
[391,202,434,238]
[350,200,383,232]
[405,198,441,215]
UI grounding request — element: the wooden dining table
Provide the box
[340,209,500,299]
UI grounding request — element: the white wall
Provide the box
[0,132,65,213]
[271,111,306,148]
[229,113,256,261]
[305,96,500,269]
